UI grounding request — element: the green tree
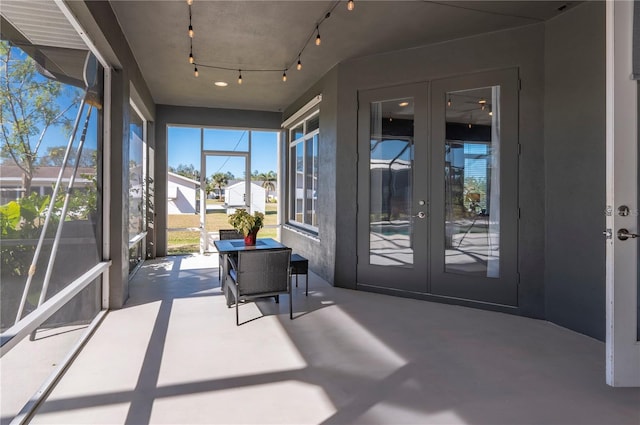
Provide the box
[38,146,97,167]
[0,41,79,196]
[170,163,200,181]
[258,170,277,193]
[211,172,228,199]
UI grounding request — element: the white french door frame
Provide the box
[605,0,640,387]
[199,149,250,254]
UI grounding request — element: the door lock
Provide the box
[618,205,631,216]
[617,228,640,241]
[414,211,426,219]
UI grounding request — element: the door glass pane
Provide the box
[369,97,414,267]
[205,155,246,252]
[444,86,500,277]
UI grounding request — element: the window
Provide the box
[288,109,319,231]
[129,103,146,273]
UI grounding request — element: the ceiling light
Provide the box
[398,101,409,107]
[297,57,302,71]
[237,70,242,85]
[347,0,355,11]
[214,81,228,87]
[447,96,452,107]
[315,26,321,46]
[194,67,198,77]
[187,0,193,5]
[282,70,287,82]
[189,52,194,64]
[188,24,194,38]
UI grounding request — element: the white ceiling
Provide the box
[109,0,577,112]
[1,0,87,50]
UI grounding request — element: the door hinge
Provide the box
[517,143,522,156]
[518,207,521,219]
[518,79,523,91]
[605,205,613,216]
[602,228,613,240]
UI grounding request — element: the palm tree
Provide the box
[259,171,277,193]
[211,172,228,201]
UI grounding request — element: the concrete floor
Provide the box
[30,254,640,424]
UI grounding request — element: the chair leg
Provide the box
[236,298,239,325]
[305,273,308,296]
[295,273,298,288]
[289,288,293,319]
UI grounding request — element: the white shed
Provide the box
[225,181,265,213]
[167,172,199,214]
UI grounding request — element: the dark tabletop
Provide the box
[213,238,287,253]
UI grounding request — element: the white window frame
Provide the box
[286,108,319,232]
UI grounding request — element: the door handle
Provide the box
[617,228,639,241]
[414,211,426,219]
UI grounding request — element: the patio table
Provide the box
[213,238,288,296]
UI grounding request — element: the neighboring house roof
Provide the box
[226,181,265,190]
[168,171,199,186]
[227,180,277,189]
[0,164,95,184]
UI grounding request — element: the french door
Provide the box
[200,151,249,253]
[605,0,640,386]
[357,69,519,306]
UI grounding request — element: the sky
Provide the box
[167,127,279,179]
[2,44,278,179]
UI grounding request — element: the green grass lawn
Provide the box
[167,203,278,254]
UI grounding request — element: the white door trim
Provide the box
[605,0,640,387]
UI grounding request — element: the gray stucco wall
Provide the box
[332,24,547,315]
[281,67,339,284]
[154,105,282,256]
[544,2,606,341]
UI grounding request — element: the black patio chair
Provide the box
[225,248,292,325]
[218,229,243,280]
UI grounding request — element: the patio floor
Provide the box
[30,254,640,424]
